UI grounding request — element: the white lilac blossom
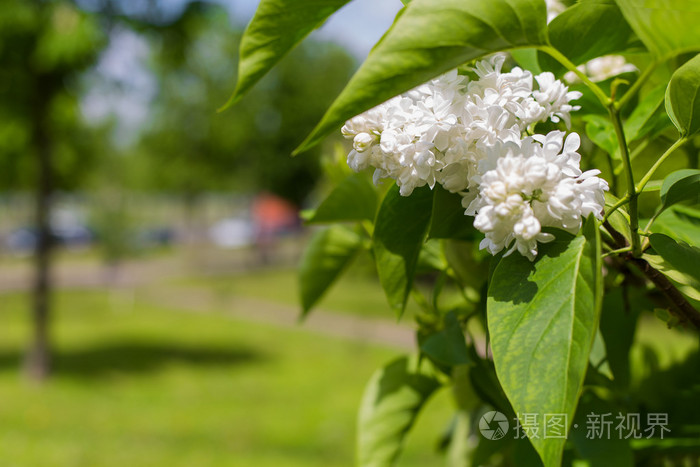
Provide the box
[341,54,608,260]
[564,55,639,84]
[464,132,608,260]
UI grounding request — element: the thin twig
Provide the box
[603,220,628,249]
[627,254,700,330]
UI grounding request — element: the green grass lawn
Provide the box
[0,290,454,467]
[176,265,422,321]
[2,249,698,467]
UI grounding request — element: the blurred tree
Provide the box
[0,0,105,380]
[136,2,355,212]
[0,0,355,380]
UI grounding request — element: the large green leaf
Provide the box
[295,0,548,153]
[539,0,632,76]
[358,356,441,467]
[487,220,602,467]
[221,0,351,110]
[373,185,434,315]
[299,225,363,316]
[659,169,700,211]
[649,233,700,287]
[306,173,379,224]
[613,0,700,60]
[666,53,700,137]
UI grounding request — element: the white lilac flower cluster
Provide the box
[341,54,609,260]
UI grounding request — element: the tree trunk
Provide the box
[24,76,54,382]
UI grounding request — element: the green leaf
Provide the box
[510,48,542,75]
[306,173,379,224]
[295,0,548,153]
[468,350,515,417]
[659,169,700,211]
[451,364,479,412]
[221,0,351,111]
[624,84,669,143]
[589,329,613,380]
[604,193,631,243]
[373,185,434,315]
[428,185,477,240]
[420,311,470,367]
[487,220,602,467]
[666,53,700,137]
[358,356,441,467]
[649,233,700,287]
[584,114,618,157]
[613,0,700,60]
[299,225,363,316]
[644,252,700,303]
[539,0,632,76]
[651,205,700,245]
[417,238,448,273]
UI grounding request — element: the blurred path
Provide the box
[143,287,415,350]
[0,257,415,350]
[241,297,414,349]
[0,256,184,292]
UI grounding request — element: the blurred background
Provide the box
[0,0,466,465]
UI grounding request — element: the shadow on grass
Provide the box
[0,340,266,379]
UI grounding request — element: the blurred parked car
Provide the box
[4,225,94,254]
[208,217,255,249]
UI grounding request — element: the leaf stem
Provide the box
[602,195,630,222]
[635,137,688,192]
[608,106,641,256]
[538,46,610,107]
[602,246,632,258]
[642,212,660,235]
